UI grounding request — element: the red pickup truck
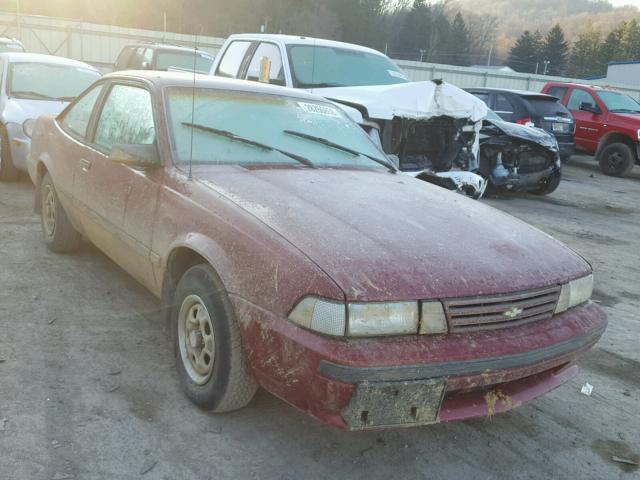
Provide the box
[542,82,640,177]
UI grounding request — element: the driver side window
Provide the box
[94,84,156,152]
[567,89,596,111]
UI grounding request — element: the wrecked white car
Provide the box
[210,34,491,197]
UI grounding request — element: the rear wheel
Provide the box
[529,170,561,196]
[0,126,19,181]
[174,264,258,412]
[598,143,635,177]
[40,173,81,253]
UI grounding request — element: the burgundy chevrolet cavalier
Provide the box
[27,72,607,430]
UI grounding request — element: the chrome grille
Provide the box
[444,285,561,333]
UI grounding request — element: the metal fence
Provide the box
[2,12,640,98]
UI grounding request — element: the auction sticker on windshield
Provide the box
[297,102,342,118]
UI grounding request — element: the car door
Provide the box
[566,87,603,152]
[53,81,107,221]
[75,81,162,292]
[243,42,287,86]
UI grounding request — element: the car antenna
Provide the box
[188,28,202,182]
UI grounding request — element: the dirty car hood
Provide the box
[197,168,589,302]
[484,119,559,151]
[311,81,488,122]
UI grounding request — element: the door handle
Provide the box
[79,158,91,172]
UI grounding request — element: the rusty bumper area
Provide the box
[320,325,604,430]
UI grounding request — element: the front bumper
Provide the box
[558,141,576,159]
[232,298,606,430]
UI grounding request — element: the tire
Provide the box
[598,143,635,177]
[0,125,19,181]
[174,264,258,412]
[529,170,562,196]
[40,173,81,253]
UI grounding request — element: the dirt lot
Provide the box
[0,156,638,480]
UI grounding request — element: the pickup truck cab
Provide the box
[542,82,640,176]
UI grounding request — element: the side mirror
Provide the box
[579,102,601,114]
[110,144,160,169]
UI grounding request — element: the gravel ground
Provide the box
[0,156,638,480]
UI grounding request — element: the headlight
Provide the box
[288,297,448,337]
[348,302,418,337]
[23,118,36,138]
[637,129,640,141]
[555,274,594,314]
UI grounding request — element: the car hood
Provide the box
[1,97,69,125]
[195,167,590,302]
[484,119,559,151]
[608,112,640,124]
[310,80,488,122]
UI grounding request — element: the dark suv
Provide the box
[114,43,215,73]
[466,88,576,161]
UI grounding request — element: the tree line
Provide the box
[5,0,497,66]
[509,19,640,78]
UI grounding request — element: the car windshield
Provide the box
[166,87,389,169]
[287,45,409,88]
[598,91,640,113]
[8,62,100,101]
[156,51,214,73]
[0,43,24,53]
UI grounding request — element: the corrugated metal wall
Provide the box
[2,12,639,98]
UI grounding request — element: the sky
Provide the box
[609,0,640,6]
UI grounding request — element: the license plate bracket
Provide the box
[341,378,446,430]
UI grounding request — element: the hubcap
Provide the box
[607,152,623,171]
[43,185,57,237]
[178,295,215,385]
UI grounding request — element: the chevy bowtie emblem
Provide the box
[504,307,523,319]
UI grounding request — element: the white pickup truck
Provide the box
[209,34,488,189]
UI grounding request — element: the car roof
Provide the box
[0,52,98,70]
[123,43,211,54]
[104,70,338,102]
[226,33,385,56]
[466,87,558,100]
[545,82,618,92]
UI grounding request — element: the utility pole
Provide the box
[419,49,426,62]
[487,45,493,67]
[543,60,550,75]
[535,62,539,75]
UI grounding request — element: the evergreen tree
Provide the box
[600,28,623,64]
[445,12,470,65]
[507,30,542,73]
[618,20,640,60]
[569,25,603,78]
[542,24,569,76]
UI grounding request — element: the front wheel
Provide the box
[174,264,258,412]
[40,173,81,253]
[598,143,635,177]
[529,170,561,196]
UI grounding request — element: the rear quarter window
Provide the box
[525,98,571,117]
[216,41,252,78]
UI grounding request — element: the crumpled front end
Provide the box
[319,80,488,196]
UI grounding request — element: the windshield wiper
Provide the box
[182,123,315,168]
[10,90,61,101]
[283,130,397,173]
[298,82,345,89]
[610,108,640,113]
